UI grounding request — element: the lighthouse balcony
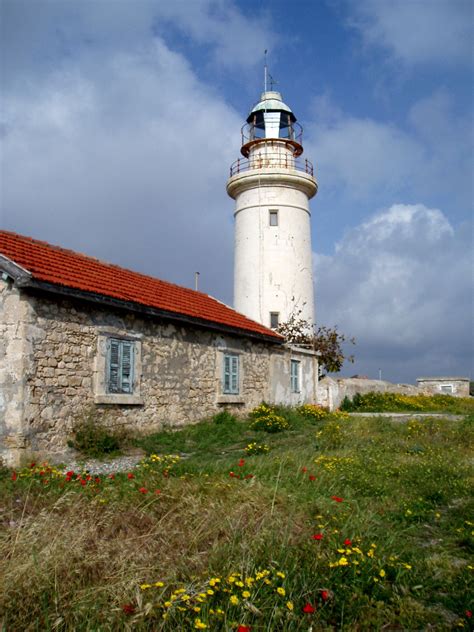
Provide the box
[229,153,314,178]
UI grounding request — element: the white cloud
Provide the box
[347,0,473,66]
[315,204,473,382]
[0,38,242,300]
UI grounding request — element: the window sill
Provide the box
[216,395,246,405]
[94,394,144,406]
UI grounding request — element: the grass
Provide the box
[340,392,474,414]
[1,407,473,630]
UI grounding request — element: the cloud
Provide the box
[1,37,243,301]
[305,92,472,217]
[315,204,473,382]
[347,0,473,66]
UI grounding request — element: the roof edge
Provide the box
[0,254,32,285]
[22,279,283,344]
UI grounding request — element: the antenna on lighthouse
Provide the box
[264,49,268,92]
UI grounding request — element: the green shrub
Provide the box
[338,391,474,413]
[249,403,289,433]
[68,414,124,458]
[244,442,270,455]
[212,410,237,425]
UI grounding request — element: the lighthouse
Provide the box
[227,88,317,331]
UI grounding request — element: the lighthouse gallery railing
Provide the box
[229,154,314,178]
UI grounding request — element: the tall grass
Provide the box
[1,410,473,630]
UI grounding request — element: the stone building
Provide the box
[416,377,470,398]
[0,230,319,466]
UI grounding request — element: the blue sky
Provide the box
[1,0,473,383]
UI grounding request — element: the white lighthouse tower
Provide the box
[227,87,317,330]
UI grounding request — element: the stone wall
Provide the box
[416,378,470,398]
[1,284,318,466]
[317,377,425,411]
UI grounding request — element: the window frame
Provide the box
[290,359,300,393]
[106,337,135,394]
[94,331,143,405]
[269,209,279,226]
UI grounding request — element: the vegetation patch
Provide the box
[340,391,474,414]
[1,409,473,630]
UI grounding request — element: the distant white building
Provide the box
[416,377,470,397]
[227,90,317,330]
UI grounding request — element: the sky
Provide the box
[1,0,473,383]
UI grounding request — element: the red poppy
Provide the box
[237,626,251,632]
[320,590,329,601]
[39,470,45,476]
[122,603,135,615]
[466,611,472,618]
[229,471,236,477]
[238,459,245,467]
[244,474,254,479]
[301,466,308,473]
[30,462,36,468]
[311,533,323,540]
[95,477,100,484]
[43,480,49,485]
[108,474,115,479]
[344,538,352,546]
[11,471,17,481]
[66,471,74,478]
[331,496,343,503]
[155,490,161,495]
[302,603,316,613]
[309,474,316,481]
[127,473,134,479]
[138,487,148,494]
[80,479,87,486]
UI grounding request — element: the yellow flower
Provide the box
[276,571,286,579]
[140,583,152,590]
[209,578,220,586]
[235,581,244,588]
[286,601,294,611]
[338,557,349,566]
[245,577,255,586]
[193,606,201,613]
[230,595,239,605]
[242,590,251,598]
[367,549,374,558]
[379,569,386,578]
[194,619,207,629]
[207,589,214,595]
[277,587,286,597]
[164,601,172,608]
[154,581,164,587]
[403,563,412,570]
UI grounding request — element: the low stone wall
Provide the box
[317,377,425,411]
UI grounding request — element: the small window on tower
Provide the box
[269,209,278,226]
[270,312,279,329]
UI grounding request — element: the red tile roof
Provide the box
[0,230,282,341]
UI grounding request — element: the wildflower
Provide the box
[154,581,164,587]
[309,474,316,481]
[194,619,207,629]
[138,487,148,494]
[379,569,386,578]
[244,474,254,479]
[155,489,161,495]
[207,589,214,595]
[122,603,135,615]
[80,479,87,486]
[312,533,323,540]
[277,587,286,596]
[286,601,294,611]
[209,578,220,586]
[11,472,17,481]
[321,590,329,601]
[466,611,472,618]
[331,496,344,503]
[301,466,308,473]
[237,626,251,632]
[276,571,286,578]
[344,538,352,546]
[238,458,245,467]
[338,557,349,566]
[403,563,412,570]
[127,473,134,479]
[140,583,152,590]
[230,595,239,605]
[302,602,316,613]
[108,474,115,479]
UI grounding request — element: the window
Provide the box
[107,338,135,394]
[290,359,300,393]
[270,312,279,329]
[223,353,239,394]
[440,384,453,394]
[269,209,278,226]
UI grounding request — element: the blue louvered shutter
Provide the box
[107,338,121,393]
[107,338,134,394]
[120,341,133,393]
[291,360,299,393]
[223,353,239,394]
